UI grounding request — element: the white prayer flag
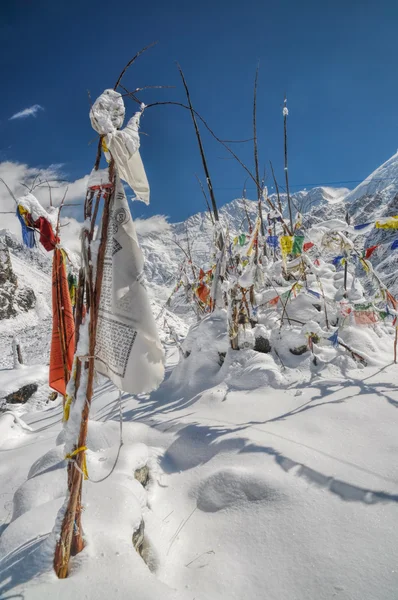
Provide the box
[95,176,164,394]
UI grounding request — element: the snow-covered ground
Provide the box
[1,334,398,599]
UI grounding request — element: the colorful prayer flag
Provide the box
[354,310,378,325]
[49,249,75,396]
[307,289,321,299]
[328,330,339,347]
[280,235,294,258]
[375,216,398,229]
[266,235,278,248]
[292,235,304,256]
[354,222,372,230]
[364,245,378,259]
[391,239,398,250]
[303,242,314,252]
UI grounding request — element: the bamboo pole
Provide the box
[53,168,114,577]
[283,97,293,232]
[253,65,265,252]
[269,160,283,216]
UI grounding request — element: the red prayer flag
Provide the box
[364,245,378,259]
[303,242,314,252]
[49,249,75,395]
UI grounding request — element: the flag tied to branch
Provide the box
[95,176,164,394]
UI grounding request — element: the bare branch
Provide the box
[114,42,158,90]
[0,178,18,205]
[195,173,214,225]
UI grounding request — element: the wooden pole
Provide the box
[269,160,283,216]
[53,161,114,578]
[253,65,265,252]
[283,97,293,232]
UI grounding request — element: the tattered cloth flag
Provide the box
[328,330,339,347]
[280,235,294,258]
[16,206,35,248]
[354,310,378,325]
[292,235,304,256]
[246,218,261,256]
[95,176,164,394]
[375,216,398,229]
[239,233,246,246]
[332,255,344,266]
[364,245,378,259]
[391,239,398,251]
[307,288,321,299]
[354,222,372,230]
[268,296,279,306]
[354,302,378,325]
[49,249,75,396]
[90,89,150,204]
[266,235,278,248]
[303,241,314,252]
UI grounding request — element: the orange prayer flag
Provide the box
[49,249,75,396]
[196,283,210,304]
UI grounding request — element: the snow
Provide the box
[345,151,398,204]
[1,337,398,599]
[2,151,398,599]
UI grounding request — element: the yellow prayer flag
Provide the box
[280,235,294,257]
[375,216,398,229]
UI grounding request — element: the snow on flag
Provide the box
[375,216,398,229]
[280,235,294,258]
[95,176,164,394]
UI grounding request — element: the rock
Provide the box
[0,240,17,286]
[4,383,38,404]
[289,344,308,356]
[254,336,271,354]
[134,465,149,487]
[132,519,145,555]
[218,352,226,366]
[48,391,58,401]
[0,286,18,319]
[16,287,36,312]
[0,238,36,319]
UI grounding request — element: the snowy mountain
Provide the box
[2,150,398,369]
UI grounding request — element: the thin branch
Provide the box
[242,178,252,232]
[195,173,214,225]
[122,85,175,96]
[269,160,283,215]
[283,96,293,232]
[176,63,219,224]
[0,178,18,205]
[114,42,158,90]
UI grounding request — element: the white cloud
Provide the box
[9,104,44,120]
[135,214,171,236]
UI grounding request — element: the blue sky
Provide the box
[1,0,398,223]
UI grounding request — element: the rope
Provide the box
[69,390,124,484]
